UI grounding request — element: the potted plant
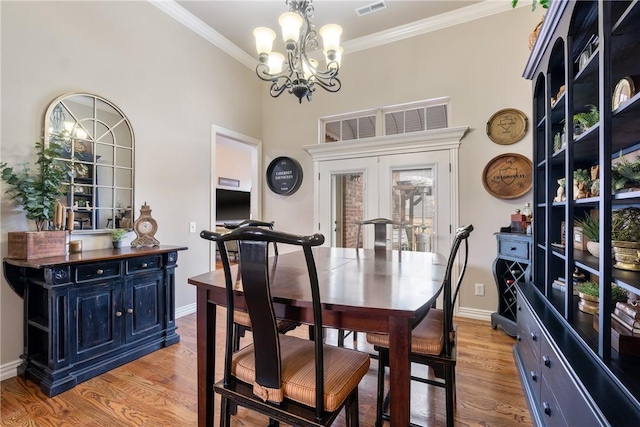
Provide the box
[575,213,599,257]
[573,105,599,135]
[575,281,627,314]
[573,168,591,199]
[1,138,71,259]
[612,152,640,192]
[612,207,640,271]
[111,228,129,249]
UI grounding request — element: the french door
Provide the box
[317,150,451,255]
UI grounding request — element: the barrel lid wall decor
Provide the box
[482,153,532,199]
[486,108,528,145]
[266,156,303,195]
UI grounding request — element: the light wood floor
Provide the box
[1,310,532,426]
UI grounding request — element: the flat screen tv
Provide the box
[216,189,251,223]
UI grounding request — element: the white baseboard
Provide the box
[176,302,197,318]
[1,359,21,382]
[456,306,493,322]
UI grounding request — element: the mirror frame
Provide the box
[44,92,135,234]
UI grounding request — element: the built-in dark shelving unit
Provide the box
[518,1,640,425]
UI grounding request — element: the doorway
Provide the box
[318,151,450,254]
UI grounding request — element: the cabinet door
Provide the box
[72,281,123,361]
[124,271,164,344]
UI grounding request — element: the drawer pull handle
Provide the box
[141,263,148,268]
[543,402,551,416]
[530,371,537,381]
[543,355,551,367]
[530,332,537,341]
[96,269,104,275]
[115,311,123,317]
[510,247,517,251]
[127,308,134,314]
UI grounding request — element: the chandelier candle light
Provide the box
[253,0,343,103]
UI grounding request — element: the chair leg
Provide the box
[344,388,359,427]
[375,349,388,427]
[445,366,455,427]
[267,419,280,427]
[338,329,345,347]
[220,396,231,427]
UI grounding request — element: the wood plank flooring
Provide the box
[1,311,532,426]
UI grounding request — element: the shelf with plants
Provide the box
[522,0,640,423]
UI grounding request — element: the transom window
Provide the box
[321,97,450,143]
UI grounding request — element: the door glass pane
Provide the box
[331,173,363,247]
[392,168,434,252]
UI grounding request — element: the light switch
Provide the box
[189,221,197,233]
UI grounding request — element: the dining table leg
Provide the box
[388,315,412,426]
[196,287,216,427]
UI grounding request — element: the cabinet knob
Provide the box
[141,263,148,268]
[96,269,104,275]
[516,334,522,342]
[530,332,537,341]
[127,308,134,314]
[530,371,537,381]
[517,305,522,311]
[543,402,551,416]
[115,311,122,317]
[543,355,551,367]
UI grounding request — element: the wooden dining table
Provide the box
[187,246,446,426]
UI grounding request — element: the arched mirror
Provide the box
[44,93,134,233]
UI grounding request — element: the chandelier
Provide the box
[253,0,343,103]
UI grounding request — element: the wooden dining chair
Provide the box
[338,218,406,347]
[202,227,371,427]
[366,224,474,427]
[218,220,296,352]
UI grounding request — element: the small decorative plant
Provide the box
[112,228,129,241]
[0,138,70,231]
[612,207,640,242]
[573,105,599,131]
[612,152,640,192]
[576,213,599,242]
[575,281,628,301]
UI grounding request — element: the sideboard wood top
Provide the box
[3,245,188,269]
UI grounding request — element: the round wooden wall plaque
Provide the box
[482,153,533,199]
[266,156,303,195]
[486,108,528,145]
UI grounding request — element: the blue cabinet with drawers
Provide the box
[3,246,187,396]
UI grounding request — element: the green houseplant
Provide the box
[111,228,129,249]
[0,139,70,231]
[575,280,628,314]
[511,0,550,11]
[612,152,640,192]
[575,213,600,257]
[573,105,599,134]
[612,207,640,271]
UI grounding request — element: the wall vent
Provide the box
[355,1,387,17]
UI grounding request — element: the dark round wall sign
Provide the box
[266,156,303,195]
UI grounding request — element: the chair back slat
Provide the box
[441,224,473,356]
[355,217,406,254]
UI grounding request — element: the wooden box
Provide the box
[594,313,640,356]
[573,226,591,251]
[7,231,67,260]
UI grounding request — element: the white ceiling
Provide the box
[152,1,521,68]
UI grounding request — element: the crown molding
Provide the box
[148,0,256,69]
[150,0,517,70]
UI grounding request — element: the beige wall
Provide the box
[0,1,542,370]
[0,1,262,367]
[258,7,542,315]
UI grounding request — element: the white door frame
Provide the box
[304,126,468,242]
[210,125,262,271]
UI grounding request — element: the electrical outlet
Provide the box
[189,221,197,233]
[474,283,485,296]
